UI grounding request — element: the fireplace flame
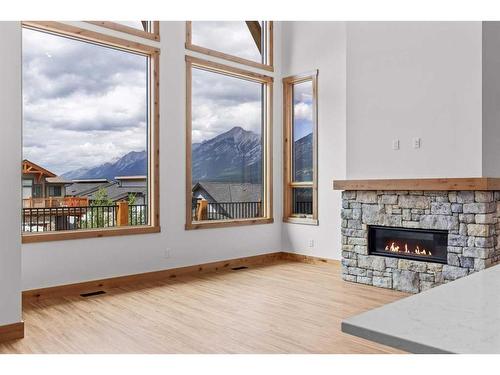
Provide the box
[385,242,432,257]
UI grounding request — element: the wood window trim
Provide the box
[21,21,161,243]
[282,71,319,225]
[185,55,274,230]
[185,21,274,72]
[86,21,160,41]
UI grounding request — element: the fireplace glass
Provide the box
[368,225,448,264]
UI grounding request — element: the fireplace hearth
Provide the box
[368,226,447,264]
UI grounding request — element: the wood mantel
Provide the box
[333,178,500,191]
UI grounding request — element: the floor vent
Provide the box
[231,266,248,271]
[80,290,106,298]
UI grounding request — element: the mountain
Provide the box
[62,150,147,180]
[192,126,262,184]
[293,133,313,181]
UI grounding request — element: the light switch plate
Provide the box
[392,139,400,150]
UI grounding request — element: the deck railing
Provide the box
[192,200,262,221]
[22,203,148,233]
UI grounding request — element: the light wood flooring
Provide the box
[0,260,408,353]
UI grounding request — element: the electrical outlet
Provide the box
[413,137,421,149]
[164,248,171,258]
[392,139,400,150]
[308,239,315,248]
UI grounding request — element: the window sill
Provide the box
[22,225,161,244]
[283,217,319,226]
[185,217,273,230]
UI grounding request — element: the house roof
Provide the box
[115,175,147,180]
[22,160,56,179]
[85,181,147,202]
[65,181,111,197]
[45,176,71,184]
[192,182,262,203]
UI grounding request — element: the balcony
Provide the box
[22,202,147,233]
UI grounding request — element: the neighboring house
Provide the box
[66,176,147,205]
[191,182,262,220]
[22,160,72,207]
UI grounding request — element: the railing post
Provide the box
[196,199,208,221]
[117,201,129,226]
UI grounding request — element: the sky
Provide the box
[293,80,314,142]
[22,27,148,175]
[191,67,263,144]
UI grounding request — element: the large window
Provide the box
[21,21,160,243]
[185,56,273,229]
[283,71,318,225]
[186,21,273,71]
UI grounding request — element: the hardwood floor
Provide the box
[0,260,408,353]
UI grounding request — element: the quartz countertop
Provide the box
[342,264,500,354]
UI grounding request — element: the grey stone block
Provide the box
[420,215,459,231]
[463,202,496,214]
[393,269,419,293]
[457,191,475,203]
[475,191,494,203]
[358,255,385,271]
[373,276,392,289]
[443,265,468,280]
[431,202,452,215]
[398,195,431,209]
[357,191,378,204]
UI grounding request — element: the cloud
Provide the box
[22,27,147,175]
[191,22,262,62]
[191,67,263,144]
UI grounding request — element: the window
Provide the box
[185,56,273,229]
[186,21,273,71]
[21,21,160,243]
[48,186,62,197]
[283,71,318,225]
[86,21,160,41]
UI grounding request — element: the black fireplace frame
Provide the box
[368,225,448,264]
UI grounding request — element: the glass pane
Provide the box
[115,21,149,32]
[191,67,264,221]
[191,21,263,63]
[292,80,313,182]
[292,188,313,216]
[22,28,149,232]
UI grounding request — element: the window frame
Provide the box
[282,71,319,225]
[185,55,274,230]
[185,21,274,72]
[86,21,160,41]
[21,21,161,243]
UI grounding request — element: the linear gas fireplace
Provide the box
[368,226,448,264]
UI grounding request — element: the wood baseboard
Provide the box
[22,251,339,302]
[0,322,24,343]
[23,252,284,301]
[281,252,340,266]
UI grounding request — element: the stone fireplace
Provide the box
[334,179,500,293]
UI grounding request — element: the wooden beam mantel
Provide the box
[333,178,500,191]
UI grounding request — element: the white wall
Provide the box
[0,22,22,325]
[21,21,283,290]
[280,22,347,259]
[482,21,500,177]
[347,22,483,179]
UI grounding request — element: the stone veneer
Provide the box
[341,190,500,293]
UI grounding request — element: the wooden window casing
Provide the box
[185,21,273,72]
[185,56,274,230]
[283,71,319,225]
[21,21,160,243]
[86,21,160,41]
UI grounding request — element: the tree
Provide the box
[86,188,114,228]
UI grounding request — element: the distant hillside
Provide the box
[62,151,147,180]
[192,126,262,184]
[293,133,313,181]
